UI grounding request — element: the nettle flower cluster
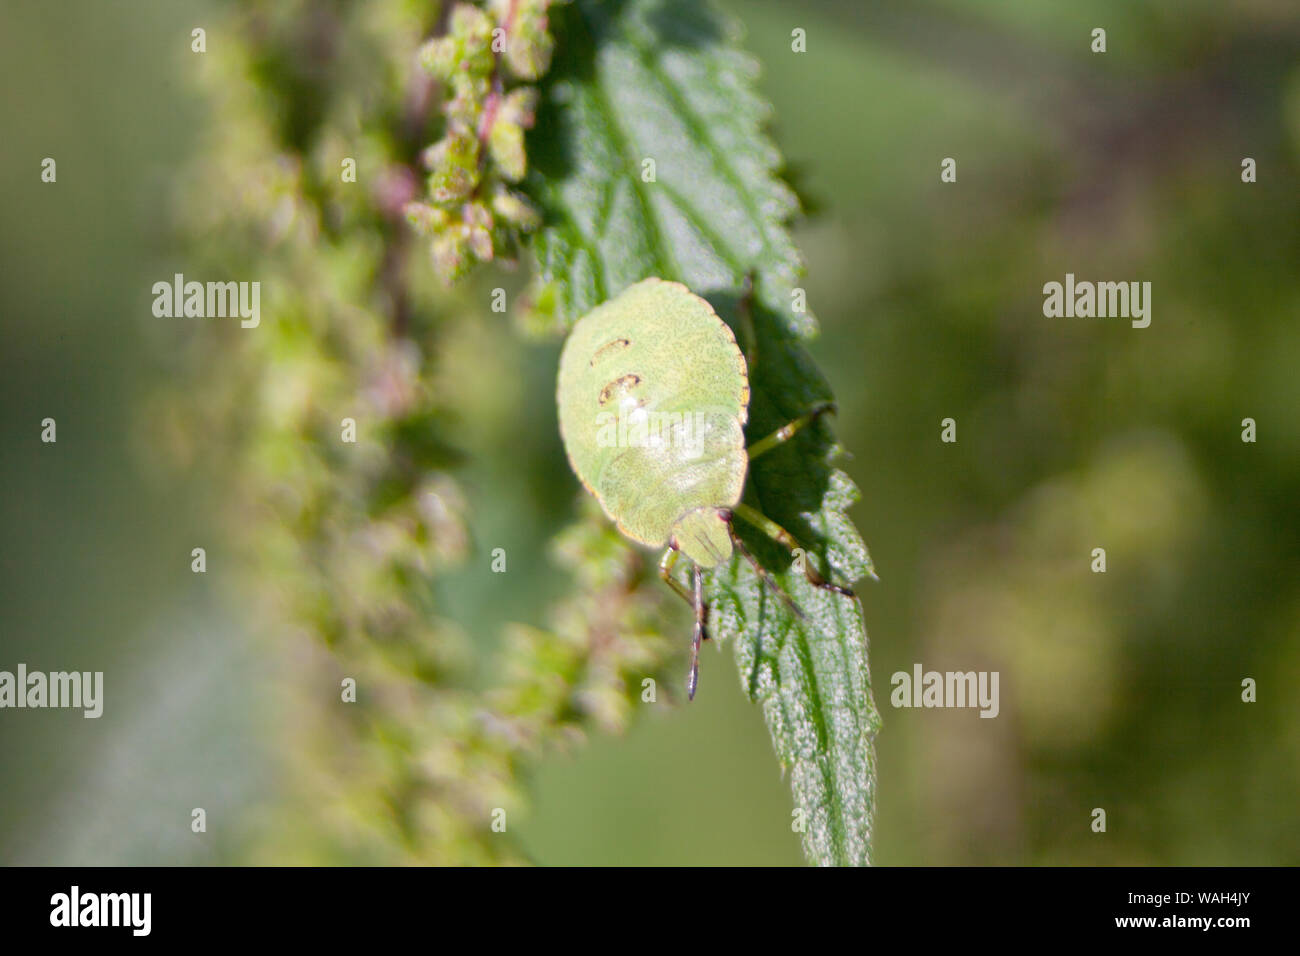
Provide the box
[407,0,560,281]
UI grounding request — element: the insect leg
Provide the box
[657,546,694,606]
[688,564,706,701]
[726,522,807,621]
[745,402,837,462]
[730,501,858,596]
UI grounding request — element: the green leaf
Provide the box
[524,0,881,865]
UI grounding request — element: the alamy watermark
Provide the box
[152,273,260,328]
[0,664,103,718]
[595,408,713,460]
[50,886,150,936]
[1043,273,1151,328]
[891,663,999,718]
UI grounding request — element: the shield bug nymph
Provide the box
[556,277,853,699]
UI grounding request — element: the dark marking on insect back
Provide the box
[590,337,632,366]
[598,373,642,406]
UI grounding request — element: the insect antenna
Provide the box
[726,519,807,622]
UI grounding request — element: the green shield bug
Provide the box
[556,277,853,700]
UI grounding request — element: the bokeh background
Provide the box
[1,0,1297,865]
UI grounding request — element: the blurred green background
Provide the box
[2,0,1297,865]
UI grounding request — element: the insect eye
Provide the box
[598,373,642,406]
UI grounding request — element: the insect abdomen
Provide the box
[557,279,751,547]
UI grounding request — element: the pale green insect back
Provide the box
[556,277,852,699]
[557,278,749,566]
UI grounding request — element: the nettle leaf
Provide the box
[524,0,881,865]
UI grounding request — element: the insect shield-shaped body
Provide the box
[558,278,749,569]
[557,278,850,700]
